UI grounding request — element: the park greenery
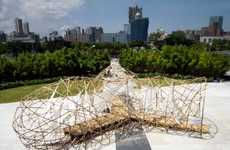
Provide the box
[119,45,229,78]
[0,40,230,103]
[0,78,102,103]
[0,48,110,83]
[0,40,73,56]
[210,39,230,51]
[0,43,229,85]
[0,34,230,88]
[0,76,193,103]
[149,31,197,49]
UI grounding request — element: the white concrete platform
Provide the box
[0,82,230,150]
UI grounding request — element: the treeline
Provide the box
[119,45,229,78]
[0,48,110,83]
[210,39,230,51]
[0,41,73,56]
[149,31,197,49]
[0,41,137,57]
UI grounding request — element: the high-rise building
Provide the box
[209,16,223,36]
[49,31,60,41]
[76,28,90,43]
[129,5,143,23]
[128,5,149,42]
[209,16,223,29]
[115,31,129,44]
[200,27,210,36]
[124,24,131,42]
[86,27,96,42]
[102,31,128,44]
[0,31,7,42]
[74,26,81,40]
[15,18,23,34]
[95,27,104,43]
[184,29,200,41]
[102,33,116,43]
[23,22,30,35]
[86,26,103,43]
[130,17,149,42]
[9,18,38,43]
[124,24,130,34]
[64,27,80,42]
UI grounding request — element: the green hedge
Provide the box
[119,45,229,78]
[0,48,110,83]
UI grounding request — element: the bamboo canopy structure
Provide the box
[64,97,209,145]
[12,59,214,150]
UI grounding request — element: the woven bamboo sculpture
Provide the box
[12,60,214,150]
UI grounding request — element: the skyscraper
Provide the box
[23,22,30,35]
[124,24,131,42]
[129,5,142,23]
[130,17,149,42]
[86,26,103,43]
[0,31,7,42]
[64,26,82,43]
[49,31,59,41]
[15,18,23,34]
[101,32,128,44]
[95,27,104,43]
[124,24,131,35]
[128,5,149,42]
[86,27,96,43]
[209,16,223,36]
[65,29,77,42]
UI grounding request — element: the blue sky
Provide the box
[74,0,230,33]
[0,0,230,36]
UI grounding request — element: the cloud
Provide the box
[0,0,20,31]
[0,0,85,33]
[20,0,84,19]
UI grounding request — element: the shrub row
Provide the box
[0,48,110,83]
[119,45,229,78]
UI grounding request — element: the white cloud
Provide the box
[0,0,85,33]
[0,0,21,31]
[20,0,84,19]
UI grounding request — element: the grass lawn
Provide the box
[0,77,205,104]
[0,84,47,104]
[0,78,103,104]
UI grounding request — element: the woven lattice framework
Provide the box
[12,61,215,150]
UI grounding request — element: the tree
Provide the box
[128,41,146,48]
[165,31,195,46]
[0,48,111,83]
[149,32,162,43]
[211,39,230,51]
[119,45,229,78]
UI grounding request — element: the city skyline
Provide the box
[0,0,230,36]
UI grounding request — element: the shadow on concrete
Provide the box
[115,124,152,150]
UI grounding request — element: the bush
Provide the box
[119,45,229,78]
[0,48,110,83]
[211,39,230,51]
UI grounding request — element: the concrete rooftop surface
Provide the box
[0,82,230,150]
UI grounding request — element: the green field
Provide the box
[0,77,203,104]
[0,84,47,104]
[0,79,102,104]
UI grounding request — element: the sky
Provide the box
[0,0,230,36]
